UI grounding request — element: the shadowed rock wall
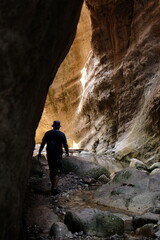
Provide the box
[0,1,83,239]
[74,0,160,161]
[36,4,91,146]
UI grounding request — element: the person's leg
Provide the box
[52,175,59,189]
[47,154,62,195]
[51,156,62,195]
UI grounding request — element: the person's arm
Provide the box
[38,138,46,160]
[63,143,69,157]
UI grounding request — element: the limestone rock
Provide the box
[26,206,59,234]
[85,167,110,180]
[50,222,72,239]
[155,230,160,238]
[150,168,160,175]
[1,0,160,239]
[65,208,124,237]
[135,223,158,238]
[0,1,83,239]
[36,0,160,163]
[129,158,145,169]
[133,212,160,229]
[30,157,43,178]
[94,168,160,215]
[98,174,110,183]
[36,3,91,146]
[113,213,133,232]
[149,162,160,171]
[74,0,160,162]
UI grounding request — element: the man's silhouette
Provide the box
[38,120,69,195]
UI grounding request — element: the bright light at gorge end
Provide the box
[80,67,87,90]
[72,140,79,149]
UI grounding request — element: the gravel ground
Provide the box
[24,157,156,240]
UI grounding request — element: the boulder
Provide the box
[98,174,110,183]
[26,206,59,234]
[149,162,160,171]
[85,167,110,180]
[62,155,110,179]
[64,208,124,237]
[135,223,158,238]
[30,157,43,178]
[94,168,160,215]
[129,158,148,171]
[133,212,159,229]
[50,222,72,239]
[113,213,133,232]
[150,168,160,175]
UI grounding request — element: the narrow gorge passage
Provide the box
[25,149,160,240]
[30,1,160,239]
[0,0,159,239]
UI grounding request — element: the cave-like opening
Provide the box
[36,3,92,149]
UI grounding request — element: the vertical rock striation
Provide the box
[0,1,83,239]
[36,3,91,146]
[75,0,160,161]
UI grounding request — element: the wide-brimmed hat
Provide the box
[52,120,61,128]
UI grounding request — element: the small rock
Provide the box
[50,222,73,239]
[151,207,160,214]
[149,162,160,171]
[82,177,96,184]
[98,174,110,183]
[150,168,160,175]
[133,212,159,229]
[129,158,145,168]
[135,223,158,238]
[155,230,160,238]
[111,234,125,240]
[114,213,133,232]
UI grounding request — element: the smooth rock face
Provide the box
[0,1,83,239]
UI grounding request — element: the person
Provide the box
[38,120,69,195]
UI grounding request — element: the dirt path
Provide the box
[24,157,109,240]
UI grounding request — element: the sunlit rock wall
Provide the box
[36,4,91,147]
[0,1,83,239]
[75,0,160,161]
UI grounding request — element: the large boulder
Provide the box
[94,168,160,215]
[65,208,124,237]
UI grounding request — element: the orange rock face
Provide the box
[37,0,160,161]
[36,3,91,146]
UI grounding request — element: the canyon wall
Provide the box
[0,1,83,239]
[36,4,91,147]
[74,0,160,161]
[37,0,160,163]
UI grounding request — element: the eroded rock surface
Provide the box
[1,0,160,239]
[36,3,91,146]
[36,0,160,161]
[94,168,160,215]
[0,1,83,239]
[74,0,160,161]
